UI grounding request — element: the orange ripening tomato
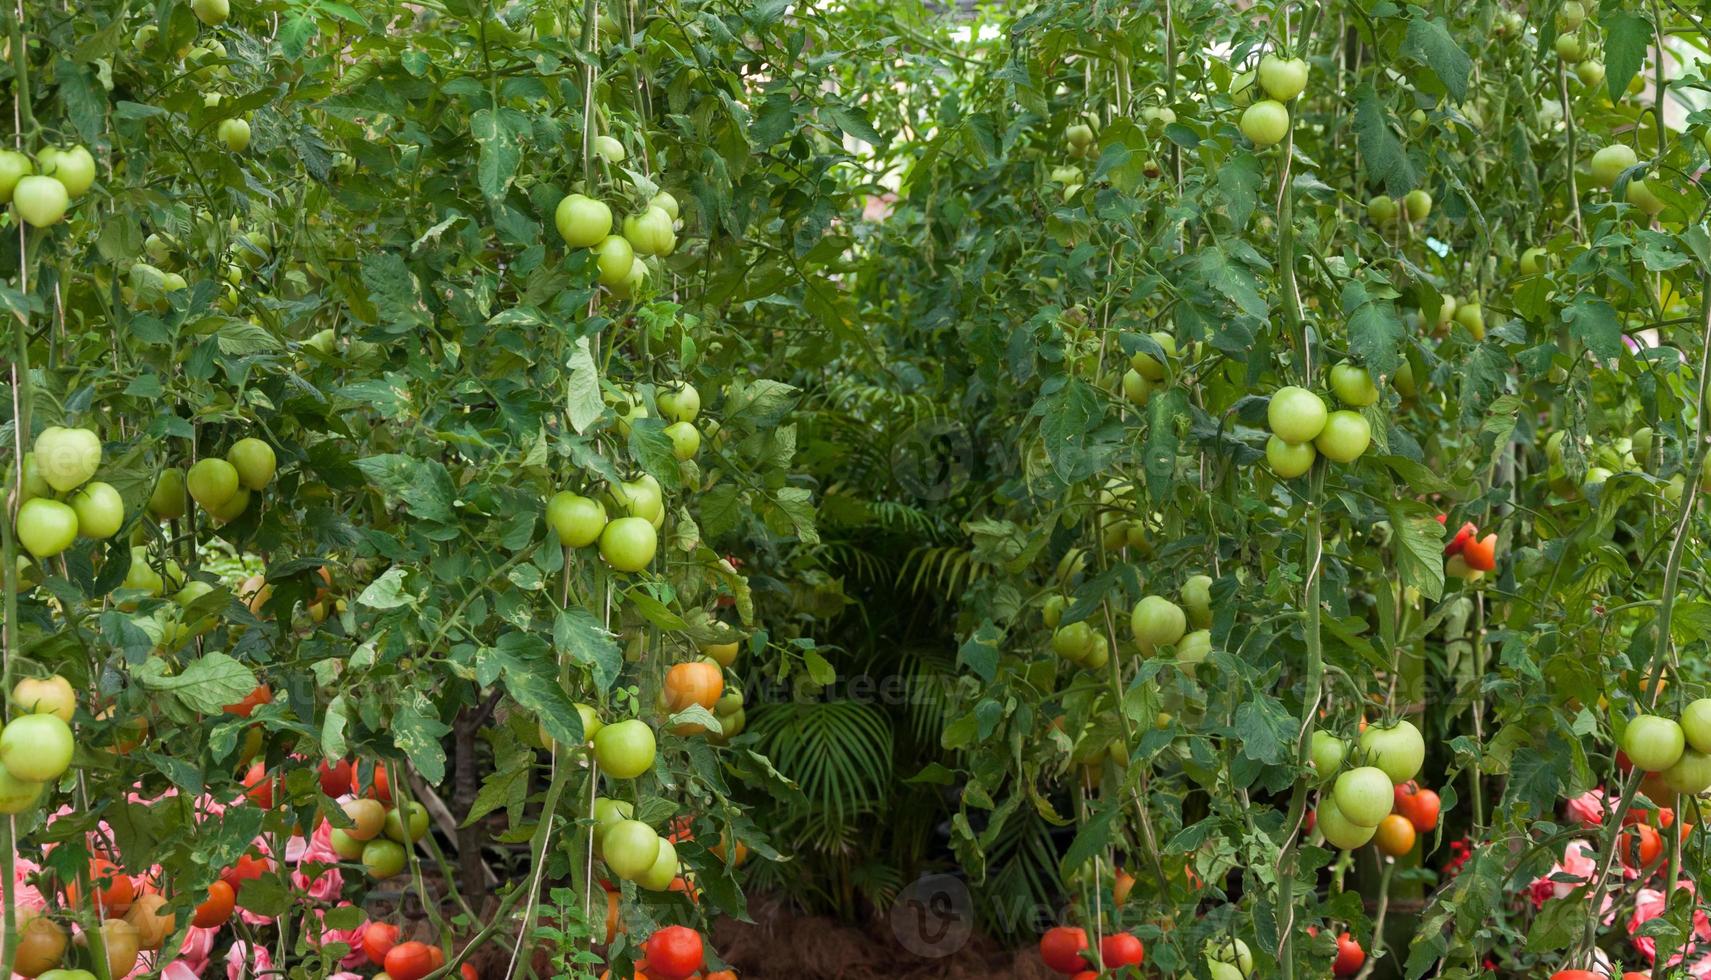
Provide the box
[223,684,272,718]
[1461,533,1497,571]
[705,972,739,980]
[604,890,621,944]
[1113,867,1135,907]
[1625,824,1663,868]
[1443,521,1478,557]
[1374,814,1417,857]
[64,857,136,916]
[663,662,723,713]
[361,922,400,965]
[193,880,236,928]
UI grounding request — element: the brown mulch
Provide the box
[713,896,1055,980]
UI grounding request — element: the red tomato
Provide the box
[1462,533,1497,571]
[221,853,271,895]
[362,762,394,803]
[1406,788,1442,832]
[1333,933,1365,976]
[243,761,275,809]
[223,685,272,718]
[1070,974,1098,980]
[384,941,442,980]
[642,926,704,980]
[192,880,235,928]
[1392,780,1418,812]
[319,758,355,797]
[1099,932,1144,968]
[1550,972,1603,980]
[64,856,136,915]
[1443,521,1478,556]
[460,965,478,980]
[1039,926,1090,974]
[362,922,401,965]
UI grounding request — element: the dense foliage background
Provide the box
[4,0,1711,978]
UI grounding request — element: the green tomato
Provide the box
[1065,122,1095,148]
[1128,331,1177,381]
[149,467,188,519]
[1238,100,1290,148]
[1366,195,1397,224]
[664,421,701,460]
[1403,189,1432,222]
[190,0,228,25]
[207,486,251,524]
[657,382,701,423]
[1051,621,1097,663]
[1590,144,1637,188]
[16,499,79,559]
[1313,411,1371,464]
[0,713,74,782]
[1177,629,1211,665]
[1041,595,1067,628]
[649,191,680,221]
[1266,435,1316,478]
[592,719,656,778]
[34,426,102,493]
[1663,749,1711,795]
[1180,574,1213,628]
[218,118,251,152]
[383,802,429,843]
[1682,699,1711,754]
[1316,797,1377,849]
[636,838,679,891]
[1310,730,1347,782]
[555,194,612,248]
[594,135,625,163]
[1520,247,1550,275]
[37,146,96,197]
[623,206,677,257]
[13,175,68,227]
[227,438,276,490]
[329,828,366,860]
[1624,714,1686,772]
[1626,179,1666,216]
[546,492,607,547]
[607,474,663,522]
[0,761,42,814]
[1267,386,1327,444]
[186,458,240,510]
[1331,766,1393,827]
[1358,720,1425,783]
[599,517,657,572]
[595,235,634,286]
[70,482,124,540]
[1206,937,1254,977]
[1329,362,1378,407]
[121,548,165,597]
[1554,32,1585,62]
[1121,369,1154,407]
[1453,301,1485,340]
[0,150,32,203]
[1559,0,1586,28]
[1130,595,1187,652]
[591,797,634,843]
[1257,54,1309,101]
[601,819,660,881]
[361,839,406,879]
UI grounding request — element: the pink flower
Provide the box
[307,906,370,969]
[1566,789,1609,827]
[226,941,273,980]
[1629,882,1711,968]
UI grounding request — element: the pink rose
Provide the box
[1565,790,1609,828]
[226,941,273,980]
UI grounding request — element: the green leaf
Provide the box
[1232,691,1295,765]
[472,108,524,202]
[1354,86,1415,196]
[825,102,889,151]
[1403,16,1472,102]
[957,620,1002,683]
[322,693,349,761]
[1561,294,1623,360]
[1604,13,1651,103]
[393,701,452,783]
[1389,509,1446,602]
[354,454,457,522]
[1342,279,1404,376]
[356,566,414,609]
[136,652,256,714]
[628,418,682,490]
[1216,153,1262,229]
[554,607,622,692]
[565,337,603,434]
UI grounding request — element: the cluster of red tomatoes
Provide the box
[1037,924,1145,976]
